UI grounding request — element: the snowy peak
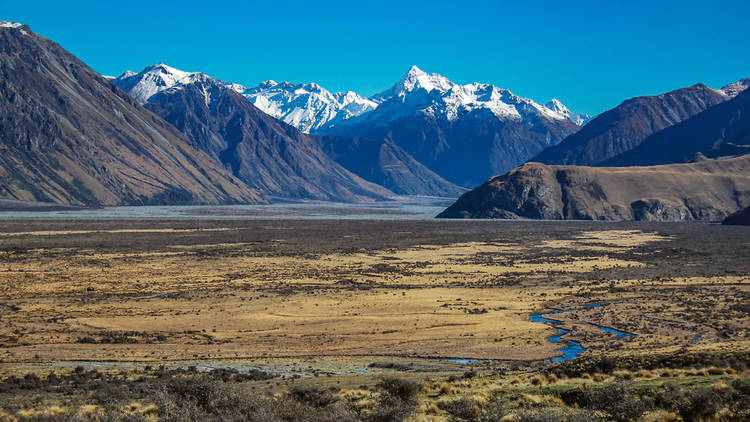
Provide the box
[371,65,455,102]
[545,99,591,126]
[545,99,570,115]
[343,66,582,127]
[721,78,750,98]
[241,80,377,134]
[0,21,29,35]
[113,63,210,104]
[0,21,24,29]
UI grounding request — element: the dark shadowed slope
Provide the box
[132,73,395,202]
[0,23,263,206]
[605,87,750,166]
[316,135,466,197]
[437,155,750,221]
[531,84,729,166]
[723,207,750,225]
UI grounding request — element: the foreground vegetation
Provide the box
[1,357,750,421]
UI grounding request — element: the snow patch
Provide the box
[242,81,377,133]
[0,22,24,29]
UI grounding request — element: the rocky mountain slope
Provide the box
[437,155,750,221]
[605,87,750,166]
[0,23,263,206]
[117,69,396,202]
[531,84,730,166]
[317,136,466,197]
[323,66,582,187]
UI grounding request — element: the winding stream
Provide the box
[530,301,635,362]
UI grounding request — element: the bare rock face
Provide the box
[437,155,750,221]
[532,84,729,166]
[0,24,264,206]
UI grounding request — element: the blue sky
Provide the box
[4,0,749,115]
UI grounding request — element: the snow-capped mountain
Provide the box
[321,66,585,133]
[241,66,586,135]
[112,64,213,104]
[240,81,377,134]
[322,66,583,187]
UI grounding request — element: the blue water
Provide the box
[592,324,634,339]
[553,341,586,362]
[530,301,636,362]
[530,311,587,362]
[691,334,703,343]
[446,358,480,364]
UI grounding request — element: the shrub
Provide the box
[376,377,419,403]
[438,397,479,421]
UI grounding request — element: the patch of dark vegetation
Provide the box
[552,350,750,379]
[76,330,169,344]
[0,365,275,396]
[0,374,421,422]
[368,361,412,371]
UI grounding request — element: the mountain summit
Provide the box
[321,66,582,187]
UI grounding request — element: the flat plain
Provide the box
[0,218,749,420]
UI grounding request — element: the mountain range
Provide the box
[439,82,750,221]
[113,64,397,202]
[112,64,463,199]
[2,20,750,221]
[320,66,585,187]
[113,64,587,189]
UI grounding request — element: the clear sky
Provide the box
[3,0,749,115]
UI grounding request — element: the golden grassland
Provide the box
[0,219,749,420]
[0,220,748,367]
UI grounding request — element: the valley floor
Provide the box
[0,218,748,420]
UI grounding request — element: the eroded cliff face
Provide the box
[438,156,750,221]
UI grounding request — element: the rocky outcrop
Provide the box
[437,155,750,221]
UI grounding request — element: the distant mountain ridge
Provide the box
[114,64,586,189]
[605,87,750,166]
[0,22,264,206]
[531,84,731,166]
